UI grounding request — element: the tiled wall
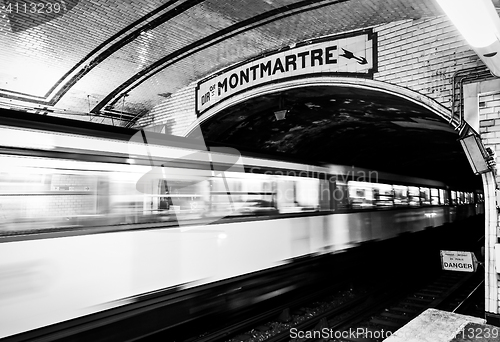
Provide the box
[375,16,480,108]
[466,79,500,315]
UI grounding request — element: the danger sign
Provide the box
[440,250,478,273]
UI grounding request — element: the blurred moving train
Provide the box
[0,111,482,340]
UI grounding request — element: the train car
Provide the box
[0,111,481,340]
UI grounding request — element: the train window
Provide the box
[210,173,278,216]
[295,178,320,211]
[0,156,113,231]
[0,148,471,238]
[276,179,294,211]
[451,191,457,205]
[276,176,320,213]
[0,154,299,234]
[318,179,331,211]
[372,183,394,207]
[420,188,431,205]
[348,181,374,209]
[430,188,440,205]
[393,185,409,206]
[3,153,355,236]
[348,181,394,208]
[458,191,465,204]
[439,189,449,205]
[408,186,420,206]
[466,192,473,204]
[335,181,350,210]
[156,180,205,214]
[356,189,366,197]
[476,192,484,203]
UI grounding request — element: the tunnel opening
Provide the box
[190,83,481,191]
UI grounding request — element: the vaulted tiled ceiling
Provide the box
[0,0,451,126]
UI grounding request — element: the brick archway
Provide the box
[185,77,458,136]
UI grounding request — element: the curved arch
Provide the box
[184,77,457,137]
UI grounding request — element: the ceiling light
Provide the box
[436,0,500,76]
[274,109,288,121]
[435,0,500,48]
[459,133,491,174]
[158,92,172,98]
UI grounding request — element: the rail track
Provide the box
[139,231,485,342]
[306,270,484,342]
[177,269,484,342]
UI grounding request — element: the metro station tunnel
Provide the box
[0,1,499,341]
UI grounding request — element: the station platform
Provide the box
[384,309,498,342]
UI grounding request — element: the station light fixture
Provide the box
[459,133,492,175]
[274,109,288,120]
[435,0,500,76]
[275,94,288,120]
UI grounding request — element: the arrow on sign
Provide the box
[340,48,367,65]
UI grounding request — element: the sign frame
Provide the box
[195,29,378,116]
[440,250,478,273]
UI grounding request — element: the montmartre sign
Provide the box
[195,29,377,116]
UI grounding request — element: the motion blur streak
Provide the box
[0,112,482,339]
